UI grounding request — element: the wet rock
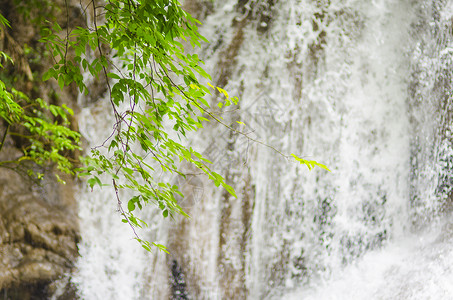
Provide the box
[0,168,79,299]
[0,0,84,298]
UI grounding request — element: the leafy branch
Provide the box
[1,0,329,252]
[0,37,81,181]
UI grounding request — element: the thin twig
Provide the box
[92,0,121,126]
[159,66,290,158]
[113,179,140,239]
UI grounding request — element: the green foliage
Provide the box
[0,59,81,180]
[0,12,10,29]
[38,0,239,248]
[0,0,328,252]
[0,8,80,182]
[291,153,331,172]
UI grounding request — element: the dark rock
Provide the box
[0,0,84,298]
[0,168,79,299]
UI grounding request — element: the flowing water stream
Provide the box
[73,0,453,299]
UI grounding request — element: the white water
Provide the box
[73,99,160,299]
[287,217,453,299]
[73,0,453,299]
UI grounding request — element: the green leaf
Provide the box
[128,200,136,212]
[87,176,102,190]
[42,69,54,81]
[291,154,331,172]
[311,161,331,172]
[107,72,121,79]
[57,75,64,90]
[0,13,10,28]
[216,87,229,99]
[223,183,237,198]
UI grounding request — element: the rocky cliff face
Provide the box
[0,165,79,300]
[0,0,84,299]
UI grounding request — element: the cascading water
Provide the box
[73,0,453,299]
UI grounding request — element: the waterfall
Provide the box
[73,0,453,299]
